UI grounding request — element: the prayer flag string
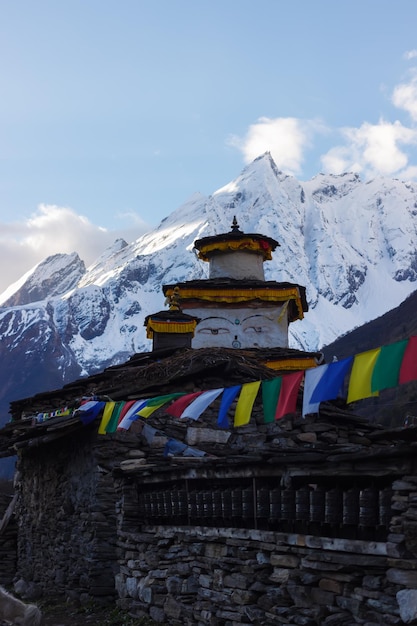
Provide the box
[34,336,417,431]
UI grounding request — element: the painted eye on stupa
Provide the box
[198,327,229,335]
[243,326,265,333]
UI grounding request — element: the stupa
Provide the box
[162,217,308,354]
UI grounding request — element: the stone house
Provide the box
[1,220,417,624]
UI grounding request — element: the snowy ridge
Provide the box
[0,152,416,405]
[0,252,86,307]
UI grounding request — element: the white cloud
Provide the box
[228,116,324,176]
[400,164,417,179]
[321,119,417,178]
[404,50,417,60]
[321,67,417,179]
[0,204,150,293]
[392,71,417,122]
[321,146,362,176]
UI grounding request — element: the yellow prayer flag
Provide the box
[98,401,116,434]
[137,405,160,418]
[234,381,261,427]
[347,348,381,404]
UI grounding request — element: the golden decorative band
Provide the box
[197,238,273,261]
[146,320,197,338]
[264,358,318,371]
[164,287,304,320]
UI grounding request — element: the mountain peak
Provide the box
[0,252,85,307]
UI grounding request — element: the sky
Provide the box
[1,0,417,294]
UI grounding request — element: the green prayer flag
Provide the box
[371,339,408,392]
[262,378,282,423]
[105,401,125,433]
[137,392,186,418]
[145,392,185,407]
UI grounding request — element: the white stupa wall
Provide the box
[208,252,265,280]
[184,304,289,349]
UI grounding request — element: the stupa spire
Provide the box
[230,215,242,233]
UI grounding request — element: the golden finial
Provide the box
[164,286,181,311]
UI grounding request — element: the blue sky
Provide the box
[1,0,417,292]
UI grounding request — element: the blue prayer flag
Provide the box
[217,385,241,428]
[310,357,353,403]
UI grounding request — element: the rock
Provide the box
[397,589,417,624]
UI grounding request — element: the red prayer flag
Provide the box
[117,400,138,425]
[399,336,417,384]
[166,391,204,418]
[275,371,304,420]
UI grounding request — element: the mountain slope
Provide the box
[322,288,417,361]
[322,289,417,427]
[1,152,417,426]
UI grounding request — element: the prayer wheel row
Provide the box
[137,483,392,530]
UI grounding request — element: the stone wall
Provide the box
[0,491,17,586]
[7,397,417,623]
[114,469,417,625]
[14,428,119,602]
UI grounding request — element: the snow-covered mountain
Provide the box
[1,152,417,421]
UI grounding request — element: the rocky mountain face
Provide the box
[322,289,417,362]
[0,152,416,428]
[322,289,417,427]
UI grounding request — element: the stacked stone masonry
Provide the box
[5,400,417,624]
[113,471,417,625]
[0,492,17,586]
